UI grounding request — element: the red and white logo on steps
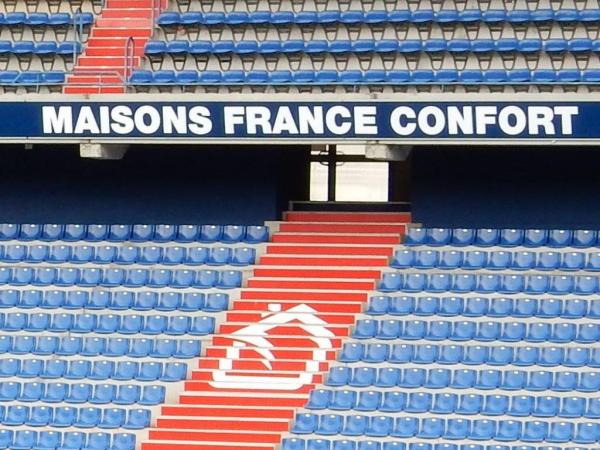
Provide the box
[209,303,334,391]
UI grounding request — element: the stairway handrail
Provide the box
[72,7,84,69]
[151,0,164,28]
[124,36,136,84]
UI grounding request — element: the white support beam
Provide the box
[365,144,413,161]
[79,143,129,160]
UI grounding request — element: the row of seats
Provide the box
[0,335,201,358]
[305,388,600,417]
[0,12,93,26]
[291,413,599,442]
[157,9,600,26]
[366,295,598,318]
[404,228,597,247]
[308,386,600,411]
[325,366,600,392]
[0,312,216,335]
[283,438,595,450]
[352,319,600,343]
[145,38,600,55]
[0,266,243,288]
[392,248,600,271]
[0,358,187,381]
[378,272,600,294]
[0,69,64,84]
[0,223,268,242]
[0,404,150,429]
[338,341,598,366]
[0,40,80,54]
[0,430,134,450]
[0,381,164,405]
[0,243,256,266]
[130,69,600,85]
[0,289,229,312]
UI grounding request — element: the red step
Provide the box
[101,8,153,18]
[279,222,407,233]
[87,37,143,46]
[247,278,375,290]
[85,47,145,57]
[241,289,368,301]
[226,311,357,324]
[259,255,388,267]
[254,267,382,279]
[148,430,281,444]
[143,444,275,450]
[198,358,329,371]
[272,233,402,244]
[63,86,126,94]
[219,323,348,337]
[91,27,152,38]
[179,394,308,407]
[106,0,154,6]
[66,75,122,84]
[191,370,324,384]
[212,335,342,348]
[283,211,411,223]
[232,300,364,313]
[185,378,315,394]
[77,56,139,67]
[205,347,336,360]
[266,244,393,256]
[161,405,295,419]
[95,18,152,27]
[156,417,289,432]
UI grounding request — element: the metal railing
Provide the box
[151,0,165,28]
[72,8,84,69]
[124,36,136,83]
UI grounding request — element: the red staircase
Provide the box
[141,211,411,450]
[64,0,162,94]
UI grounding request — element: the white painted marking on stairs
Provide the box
[209,303,333,391]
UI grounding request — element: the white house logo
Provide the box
[209,303,334,391]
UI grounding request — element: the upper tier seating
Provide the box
[3,0,600,92]
[282,226,600,450]
[0,221,262,449]
[0,223,269,242]
[0,1,97,93]
[127,0,600,93]
[403,227,597,247]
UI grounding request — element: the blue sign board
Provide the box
[0,101,598,141]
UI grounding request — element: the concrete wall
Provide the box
[0,145,309,224]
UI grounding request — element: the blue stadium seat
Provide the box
[330,390,356,410]
[438,250,462,269]
[140,385,165,405]
[109,225,131,241]
[548,230,573,247]
[306,389,331,410]
[501,321,526,342]
[129,225,152,242]
[388,296,415,316]
[475,229,499,246]
[41,224,64,241]
[293,413,318,434]
[124,409,151,429]
[451,229,475,245]
[391,417,417,438]
[574,422,599,444]
[572,230,595,247]
[404,228,426,245]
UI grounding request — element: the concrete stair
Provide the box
[141,210,410,450]
[64,0,163,94]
